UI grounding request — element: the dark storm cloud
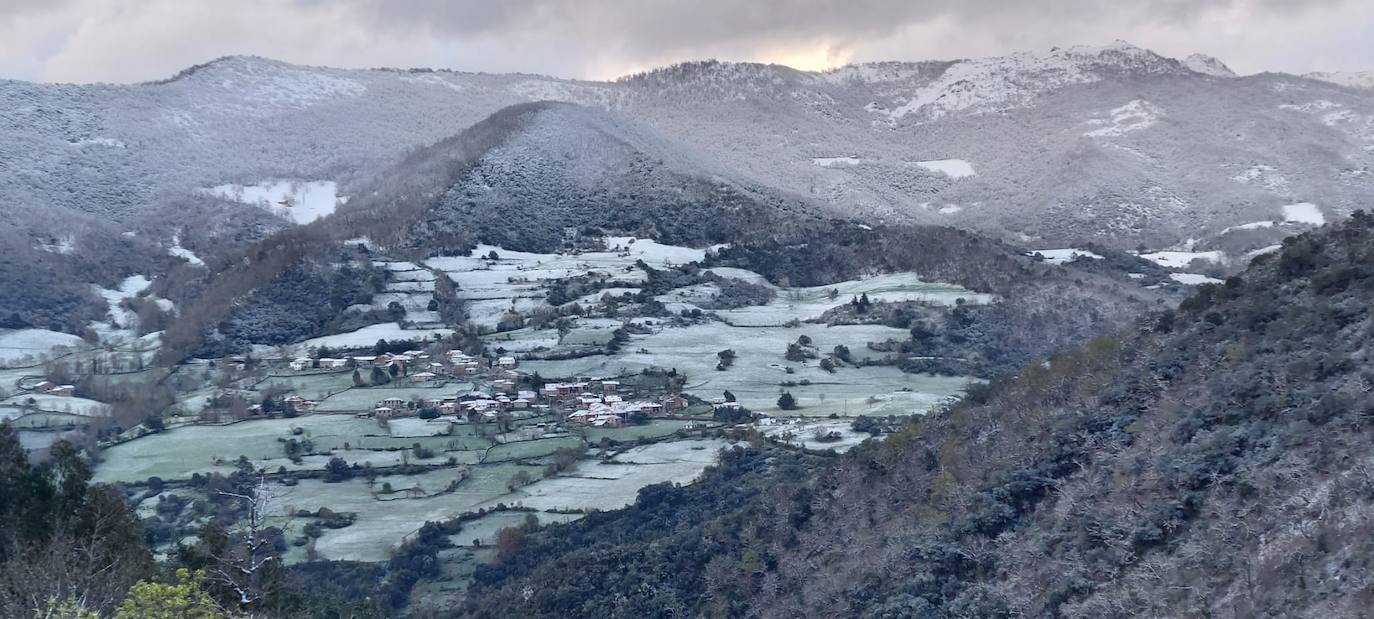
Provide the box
[346,0,1333,46]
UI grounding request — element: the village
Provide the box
[0,234,979,600]
[269,346,722,434]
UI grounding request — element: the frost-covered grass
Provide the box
[0,394,110,417]
[387,418,453,438]
[482,328,562,353]
[482,436,584,463]
[465,298,548,330]
[702,267,771,285]
[202,180,342,224]
[714,273,992,327]
[18,429,82,452]
[449,511,583,546]
[268,463,526,562]
[257,371,358,400]
[581,419,700,443]
[296,323,453,351]
[94,415,386,482]
[474,439,728,513]
[315,384,453,412]
[522,321,972,416]
[759,418,873,452]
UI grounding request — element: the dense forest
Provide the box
[460,212,1374,617]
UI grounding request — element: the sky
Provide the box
[1,0,1371,84]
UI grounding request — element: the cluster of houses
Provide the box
[356,371,696,429]
[556,380,691,427]
[289,351,430,372]
[288,349,518,383]
[370,386,547,420]
[25,381,76,397]
[274,344,715,430]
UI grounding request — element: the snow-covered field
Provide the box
[268,464,519,562]
[296,323,454,351]
[718,274,991,327]
[911,159,976,178]
[522,321,972,416]
[1169,273,1224,285]
[1031,248,1103,265]
[260,439,725,563]
[202,180,343,224]
[1243,245,1283,260]
[476,440,728,513]
[315,385,453,412]
[1139,250,1227,269]
[449,511,583,547]
[0,394,110,417]
[1219,220,1276,234]
[167,236,204,266]
[1282,202,1326,225]
[759,418,873,452]
[0,329,86,366]
[1084,99,1161,137]
[94,415,386,482]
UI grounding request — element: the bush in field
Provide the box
[323,457,352,483]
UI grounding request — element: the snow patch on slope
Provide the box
[1031,249,1103,265]
[1170,273,1224,285]
[0,329,87,365]
[72,137,127,148]
[202,180,343,224]
[878,41,1174,120]
[1282,202,1325,225]
[167,235,204,266]
[812,156,864,167]
[1230,165,1290,193]
[1218,221,1276,235]
[1139,250,1227,268]
[1084,100,1161,137]
[911,159,976,178]
[1304,72,1374,90]
[1183,54,1235,77]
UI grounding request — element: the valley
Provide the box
[4,233,1014,591]
[1,31,1370,617]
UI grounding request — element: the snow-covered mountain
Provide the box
[3,41,1372,266]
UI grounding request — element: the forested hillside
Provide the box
[463,212,1374,617]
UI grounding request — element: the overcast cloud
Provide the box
[0,0,1370,83]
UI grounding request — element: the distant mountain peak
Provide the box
[853,40,1185,120]
[1184,53,1237,77]
[1305,71,1374,89]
